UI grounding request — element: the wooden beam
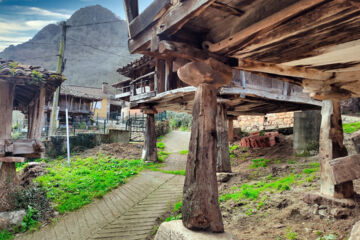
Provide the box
[123,0,139,23]
[235,59,360,82]
[233,1,358,59]
[129,0,171,38]
[210,1,244,17]
[0,157,25,163]
[205,0,327,53]
[220,87,322,106]
[158,40,232,64]
[156,0,216,36]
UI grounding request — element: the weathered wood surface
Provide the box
[129,0,171,38]
[0,157,25,163]
[182,83,224,232]
[0,81,18,212]
[177,58,232,88]
[216,103,231,173]
[125,0,360,100]
[228,119,234,143]
[319,100,352,199]
[328,154,360,185]
[143,113,157,162]
[0,139,43,157]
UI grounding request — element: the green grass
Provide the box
[157,151,170,162]
[165,201,182,222]
[285,228,298,240]
[35,156,148,214]
[219,174,300,203]
[156,142,165,150]
[343,122,360,134]
[161,170,186,176]
[250,158,271,168]
[179,150,188,155]
[303,162,320,174]
[229,144,239,159]
[0,231,14,240]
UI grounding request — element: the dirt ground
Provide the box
[80,142,144,159]
[221,134,360,240]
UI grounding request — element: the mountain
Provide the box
[0,5,138,87]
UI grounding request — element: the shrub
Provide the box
[12,186,53,222]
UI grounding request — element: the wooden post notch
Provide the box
[142,108,158,162]
[319,100,353,198]
[177,58,232,233]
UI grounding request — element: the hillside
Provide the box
[0,5,138,87]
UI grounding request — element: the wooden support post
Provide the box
[143,108,157,162]
[0,81,19,211]
[319,100,352,198]
[165,59,173,91]
[178,58,232,233]
[155,59,166,93]
[228,118,234,143]
[216,103,231,173]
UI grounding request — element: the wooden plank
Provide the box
[129,0,171,38]
[219,87,322,106]
[0,157,25,163]
[156,0,215,36]
[206,0,327,53]
[130,91,156,102]
[236,59,360,82]
[329,154,360,184]
[234,1,357,58]
[123,0,139,23]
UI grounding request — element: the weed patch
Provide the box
[35,156,147,213]
[165,201,182,222]
[157,151,170,162]
[179,150,188,155]
[343,122,360,134]
[250,158,271,168]
[219,174,300,203]
[156,142,165,150]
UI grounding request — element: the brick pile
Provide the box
[239,131,279,148]
[234,112,294,133]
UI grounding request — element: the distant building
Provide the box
[45,83,124,125]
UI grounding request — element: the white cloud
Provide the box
[26,7,71,19]
[0,20,55,35]
[25,20,56,29]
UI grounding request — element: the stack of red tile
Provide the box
[239,131,279,148]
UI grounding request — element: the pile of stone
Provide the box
[239,131,279,148]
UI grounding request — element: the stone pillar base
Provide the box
[154,221,239,240]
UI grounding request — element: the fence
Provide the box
[11,111,169,141]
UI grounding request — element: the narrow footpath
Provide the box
[16,131,190,240]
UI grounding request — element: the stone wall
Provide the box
[44,129,129,158]
[234,112,294,133]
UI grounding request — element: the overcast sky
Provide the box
[0,0,152,51]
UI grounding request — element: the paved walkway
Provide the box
[16,131,190,240]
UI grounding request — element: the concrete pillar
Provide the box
[293,110,321,156]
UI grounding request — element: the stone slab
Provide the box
[154,220,239,240]
[303,192,356,208]
[349,220,360,240]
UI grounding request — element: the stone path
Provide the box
[162,131,191,153]
[17,171,183,240]
[16,131,190,240]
